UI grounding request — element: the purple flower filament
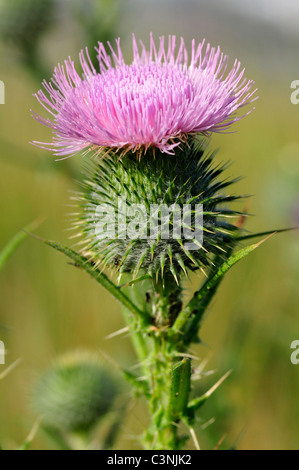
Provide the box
[32,33,257,159]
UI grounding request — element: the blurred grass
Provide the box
[0,0,299,450]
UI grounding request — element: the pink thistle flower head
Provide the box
[32,33,258,159]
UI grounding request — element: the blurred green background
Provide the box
[0,0,299,450]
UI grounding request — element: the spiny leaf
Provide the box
[186,370,232,424]
[122,370,150,398]
[44,239,151,324]
[0,218,42,272]
[173,234,275,337]
[234,227,297,242]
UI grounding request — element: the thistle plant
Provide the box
[31,34,272,450]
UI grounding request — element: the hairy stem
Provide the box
[123,278,189,450]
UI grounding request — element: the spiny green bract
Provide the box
[31,350,118,433]
[73,139,243,283]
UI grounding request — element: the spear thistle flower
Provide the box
[29,33,267,451]
[32,34,257,159]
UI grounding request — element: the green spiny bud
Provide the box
[31,350,118,433]
[73,139,242,284]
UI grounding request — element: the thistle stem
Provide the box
[121,307,150,367]
[142,332,180,450]
[122,278,188,450]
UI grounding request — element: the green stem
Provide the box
[142,332,179,450]
[123,278,189,450]
[121,307,150,367]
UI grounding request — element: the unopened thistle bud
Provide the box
[31,350,118,433]
[73,140,242,283]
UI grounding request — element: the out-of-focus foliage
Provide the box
[70,0,120,63]
[0,0,120,79]
[0,0,55,76]
[0,0,55,50]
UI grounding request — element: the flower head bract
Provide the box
[32,33,257,159]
